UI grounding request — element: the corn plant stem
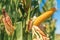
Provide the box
[1,28,4,40]
[28,32,32,40]
[25,8,31,32]
[23,19,27,40]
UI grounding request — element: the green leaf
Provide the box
[15,22,23,40]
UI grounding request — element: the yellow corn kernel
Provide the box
[33,8,56,26]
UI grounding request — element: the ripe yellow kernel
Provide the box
[33,8,56,26]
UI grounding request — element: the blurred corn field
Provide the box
[0,0,57,40]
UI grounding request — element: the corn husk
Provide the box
[2,13,15,35]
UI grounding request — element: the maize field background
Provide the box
[0,0,57,40]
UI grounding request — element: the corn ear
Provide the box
[33,8,56,26]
